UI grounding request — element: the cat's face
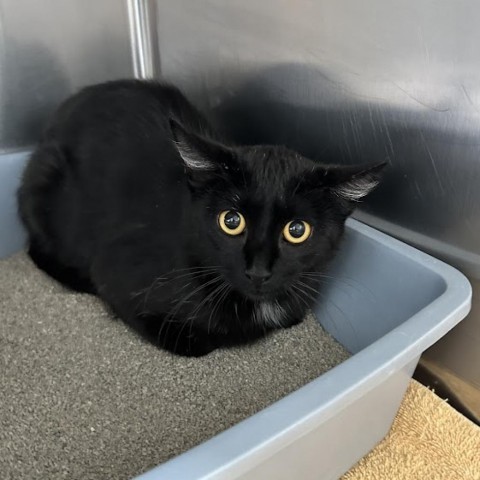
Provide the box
[171,120,385,302]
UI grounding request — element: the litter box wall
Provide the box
[0,152,28,256]
[150,0,480,414]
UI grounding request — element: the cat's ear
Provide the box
[169,119,235,186]
[324,162,387,202]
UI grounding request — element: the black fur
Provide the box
[18,80,385,356]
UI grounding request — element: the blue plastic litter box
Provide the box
[0,151,472,480]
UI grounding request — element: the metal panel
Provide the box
[154,0,480,387]
[0,0,134,152]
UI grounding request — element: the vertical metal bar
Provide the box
[126,0,160,79]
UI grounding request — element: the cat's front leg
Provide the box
[137,314,218,357]
[284,314,305,329]
[90,245,218,356]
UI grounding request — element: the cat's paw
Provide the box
[173,339,217,357]
[283,316,304,329]
[134,314,217,357]
[161,327,217,357]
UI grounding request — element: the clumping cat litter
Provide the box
[0,252,349,480]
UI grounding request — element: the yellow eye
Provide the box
[218,210,246,236]
[283,220,312,244]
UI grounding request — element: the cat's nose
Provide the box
[245,266,271,285]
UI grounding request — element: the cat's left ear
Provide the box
[169,118,236,187]
[324,161,387,202]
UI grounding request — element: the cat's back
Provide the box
[18,80,203,263]
[48,80,210,145]
[20,80,201,210]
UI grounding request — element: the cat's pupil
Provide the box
[289,221,306,238]
[224,211,241,230]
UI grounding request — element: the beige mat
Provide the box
[343,379,480,480]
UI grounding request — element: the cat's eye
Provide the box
[218,210,246,236]
[283,220,312,244]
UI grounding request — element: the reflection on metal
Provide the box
[127,0,161,79]
[0,0,134,152]
[154,0,480,389]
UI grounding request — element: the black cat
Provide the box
[18,80,385,356]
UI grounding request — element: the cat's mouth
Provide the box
[247,292,272,301]
[243,286,285,302]
[230,275,288,302]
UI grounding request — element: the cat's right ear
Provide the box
[325,161,387,202]
[169,119,235,188]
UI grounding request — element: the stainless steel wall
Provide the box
[0,0,134,152]
[155,0,480,387]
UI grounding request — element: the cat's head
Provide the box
[170,119,385,302]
